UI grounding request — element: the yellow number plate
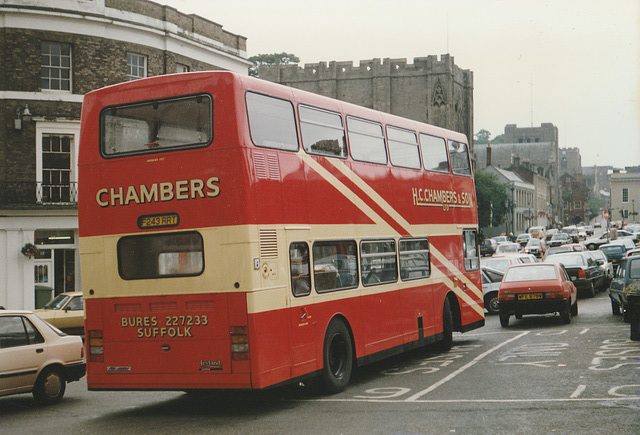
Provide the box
[138,213,180,229]
[518,293,543,301]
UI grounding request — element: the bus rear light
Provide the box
[230,326,248,360]
[88,330,104,362]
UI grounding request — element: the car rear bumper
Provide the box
[499,299,569,315]
[64,361,86,382]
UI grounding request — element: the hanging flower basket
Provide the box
[21,243,39,259]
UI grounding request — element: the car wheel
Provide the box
[321,319,353,394]
[33,366,66,405]
[437,298,454,351]
[499,313,510,327]
[611,298,621,315]
[571,299,578,316]
[485,292,499,315]
[587,244,595,251]
[561,302,571,324]
[585,282,595,298]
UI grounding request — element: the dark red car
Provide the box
[498,262,578,327]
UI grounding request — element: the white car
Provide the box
[481,266,504,315]
[0,310,85,404]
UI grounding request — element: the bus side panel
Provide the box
[247,305,293,389]
[85,293,252,390]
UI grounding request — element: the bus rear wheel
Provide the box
[321,319,353,394]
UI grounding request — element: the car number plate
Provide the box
[518,293,543,300]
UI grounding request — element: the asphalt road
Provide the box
[1,290,639,434]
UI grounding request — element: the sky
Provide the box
[160,0,640,169]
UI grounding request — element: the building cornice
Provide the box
[1,2,250,72]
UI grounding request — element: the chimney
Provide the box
[513,155,520,168]
[486,142,492,167]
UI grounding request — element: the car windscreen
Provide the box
[504,265,558,282]
[43,294,70,310]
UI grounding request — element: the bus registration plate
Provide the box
[518,293,543,301]
[138,213,180,229]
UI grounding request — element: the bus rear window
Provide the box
[117,231,204,280]
[101,94,212,157]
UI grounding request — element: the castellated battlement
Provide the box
[258,54,474,158]
[261,54,472,85]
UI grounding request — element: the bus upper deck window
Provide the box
[420,134,449,173]
[246,92,298,151]
[101,94,212,157]
[347,117,387,165]
[449,141,471,176]
[299,105,347,158]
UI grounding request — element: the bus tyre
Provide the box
[321,320,353,394]
[437,299,453,351]
[33,366,66,405]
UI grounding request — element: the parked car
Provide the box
[545,228,559,242]
[548,232,571,247]
[599,243,627,272]
[516,233,532,248]
[609,238,636,252]
[498,262,577,327]
[479,238,496,257]
[481,266,504,315]
[493,235,510,245]
[545,243,585,259]
[585,249,613,289]
[0,310,85,404]
[585,230,637,251]
[33,291,84,336]
[522,237,546,259]
[562,225,580,243]
[482,256,524,273]
[625,248,640,258]
[609,256,640,320]
[493,242,520,255]
[545,251,606,296]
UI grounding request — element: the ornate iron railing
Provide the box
[0,181,78,206]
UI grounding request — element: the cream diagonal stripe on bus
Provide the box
[324,157,482,300]
[299,154,398,235]
[300,154,483,314]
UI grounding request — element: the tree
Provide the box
[248,52,300,77]
[474,129,491,144]
[491,134,505,144]
[475,171,511,231]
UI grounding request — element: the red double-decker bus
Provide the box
[79,71,483,393]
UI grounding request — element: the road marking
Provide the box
[580,328,590,335]
[571,385,587,398]
[312,397,640,403]
[404,331,530,402]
